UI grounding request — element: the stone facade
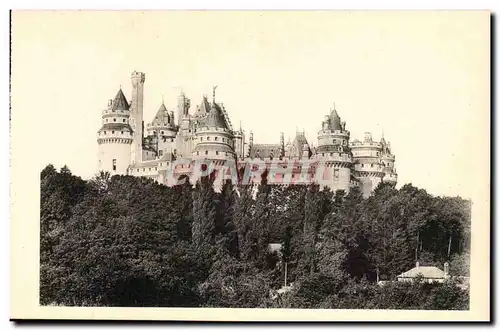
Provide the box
[97,71,398,196]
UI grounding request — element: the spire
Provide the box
[112,88,130,110]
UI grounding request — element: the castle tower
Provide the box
[280,132,285,158]
[315,104,353,191]
[146,101,178,157]
[97,89,134,175]
[177,91,190,126]
[130,71,146,165]
[233,122,245,160]
[350,132,386,197]
[380,135,398,185]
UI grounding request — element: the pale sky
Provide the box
[11,11,490,198]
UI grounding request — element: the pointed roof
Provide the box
[206,102,229,129]
[112,89,130,110]
[198,95,211,114]
[329,108,342,131]
[151,102,171,126]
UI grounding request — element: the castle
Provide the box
[97,71,397,196]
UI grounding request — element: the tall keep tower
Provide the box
[130,71,146,165]
[97,89,134,175]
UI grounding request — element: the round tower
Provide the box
[350,132,385,196]
[380,136,398,185]
[315,105,353,191]
[146,102,178,157]
[193,100,236,162]
[97,88,133,175]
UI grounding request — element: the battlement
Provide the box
[350,141,382,149]
[195,126,233,134]
[131,71,146,83]
[317,129,350,136]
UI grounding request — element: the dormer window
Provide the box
[123,119,126,122]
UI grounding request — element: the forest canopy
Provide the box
[40,164,470,309]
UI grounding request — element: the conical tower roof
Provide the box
[112,89,130,110]
[329,107,342,131]
[151,102,171,126]
[206,103,228,129]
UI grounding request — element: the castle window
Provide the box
[159,150,163,156]
[200,137,203,141]
[112,159,116,171]
[207,137,211,141]
[137,169,139,172]
[377,152,380,156]
[155,167,157,171]
[361,164,364,167]
[215,137,218,141]
[371,164,373,167]
[123,119,126,123]
[161,131,164,135]
[106,119,108,123]
[113,118,116,122]
[205,151,208,155]
[153,131,156,135]
[343,140,346,145]
[112,131,115,134]
[104,131,106,134]
[339,153,342,157]
[197,151,199,155]
[149,168,151,171]
[334,169,339,179]
[121,131,123,134]
[322,153,325,156]
[216,151,219,155]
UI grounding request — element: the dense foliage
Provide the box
[40,164,470,309]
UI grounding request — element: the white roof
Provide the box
[397,266,445,279]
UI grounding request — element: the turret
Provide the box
[314,103,353,191]
[97,88,133,175]
[146,101,178,158]
[177,91,190,124]
[280,132,285,158]
[193,88,236,161]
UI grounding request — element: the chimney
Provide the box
[444,262,450,277]
[416,261,420,268]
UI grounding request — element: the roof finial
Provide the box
[333,101,336,110]
[212,85,218,103]
[162,94,164,104]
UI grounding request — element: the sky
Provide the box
[11,11,490,199]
